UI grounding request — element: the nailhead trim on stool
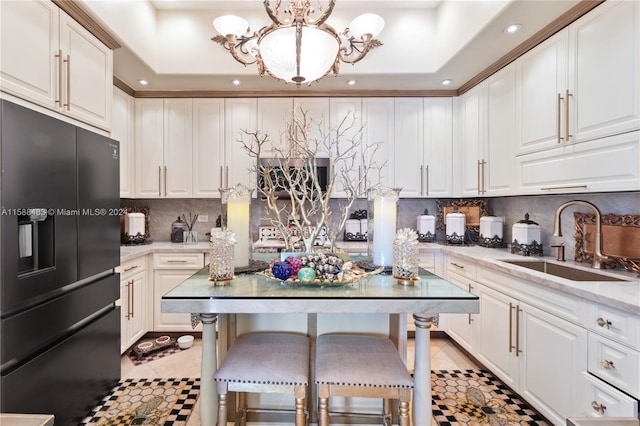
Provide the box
[214,332,310,426]
[315,334,414,426]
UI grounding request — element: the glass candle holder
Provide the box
[367,187,401,267]
[220,184,253,268]
[209,229,235,283]
[183,230,198,244]
[392,228,419,285]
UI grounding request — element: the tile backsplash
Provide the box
[122,191,639,261]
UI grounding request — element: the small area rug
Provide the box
[431,370,550,425]
[80,377,199,426]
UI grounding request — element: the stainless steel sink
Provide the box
[503,260,628,282]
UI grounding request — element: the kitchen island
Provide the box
[162,263,479,426]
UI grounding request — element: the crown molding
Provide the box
[113,77,136,97]
[52,0,121,50]
[131,90,458,98]
[456,0,605,95]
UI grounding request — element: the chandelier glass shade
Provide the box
[212,1,384,86]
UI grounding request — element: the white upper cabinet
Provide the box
[0,0,112,131]
[163,99,193,197]
[134,98,193,198]
[516,0,639,155]
[225,98,257,189]
[393,98,424,197]
[193,98,224,198]
[329,98,363,198]
[257,98,293,156]
[423,98,453,197]
[361,98,395,190]
[458,83,486,196]
[568,0,639,143]
[112,87,134,198]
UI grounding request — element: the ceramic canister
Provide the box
[445,207,466,244]
[512,213,541,245]
[480,216,504,239]
[125,212,146,237]
[417,212,435,236]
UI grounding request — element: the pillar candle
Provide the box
[369,188,400,266]
[226,196,250,267]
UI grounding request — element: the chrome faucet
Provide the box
[553,200,608,269]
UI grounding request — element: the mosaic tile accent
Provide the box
[431,370,550,425]
[80,378,199,426]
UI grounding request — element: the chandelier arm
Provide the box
[307,0,336,26]
[263,0,284,26]
[339,39,383,65]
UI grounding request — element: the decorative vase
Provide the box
[209,228,235,283]
[367,187,401,267]
[392,228,419,285]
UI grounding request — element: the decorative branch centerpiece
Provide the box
[239,107,385,254]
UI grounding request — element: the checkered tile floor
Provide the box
[431,370,550,425]
[80,378,200,425]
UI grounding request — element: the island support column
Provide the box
[200,313,218,426]
[413,314,437,425]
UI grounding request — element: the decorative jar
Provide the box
[392,228,419,285]
[208,228,236,283]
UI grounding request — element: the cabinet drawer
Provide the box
[446,256,477,281]
[117,256,146,279]
[587,303,640,351]
[152,253,204,269]
[578,372,638,418]
[588,333,640,399]
[419,252,436,270]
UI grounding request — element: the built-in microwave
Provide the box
[257,157,330,198]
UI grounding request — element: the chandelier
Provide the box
[211,1,384,86]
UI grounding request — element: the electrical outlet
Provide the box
[197,215,209,222]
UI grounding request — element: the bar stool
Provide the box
[214,332,310,426]
[315,334,414,426]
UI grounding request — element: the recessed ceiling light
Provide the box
[138,79,148,85]
[441,79,453,86]
[232,79,241,86]
[347,80,356,86]
[503,24,522,34]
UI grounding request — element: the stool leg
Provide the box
[399,400,410,426]
[318,397,329,426]
[382,399,391,426]
[295,397,306,426]
[237,392,247,426]
[217,383,228,426]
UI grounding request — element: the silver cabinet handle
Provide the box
[158,166,162,197]
[63,55,71,110]
[164,166,168,197]
[509,302,515,353]
[450,262,464,269]
[420,165,424,195]
[600,359,615,370]
[425,165,429,196]
[123,265,139,272]
[515,305,522,356]
[557,92,564,143]
[596,317,612,329]
[129,279,134,319]
[55,50,63,106]
[565,89,572,142]
[591,401,606,415]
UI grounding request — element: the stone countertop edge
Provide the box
[120,242,639,315]
[0,414,55,426]
[566,418,639,426]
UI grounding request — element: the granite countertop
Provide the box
[120,241,639,315]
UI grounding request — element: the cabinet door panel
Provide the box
[424,98,453,197]
[458,86,484,196]
[519,303,587,424]
[329,98,362,198]
[516,31,568,154]
[134,99,164,197]
[59,11,112,130]
[112,87,134,198]
[154,270,200,332]
[193,99,224,197]
[478,285,518,389]
[362,98,394,189]
[257,98,293,156]
[570,0,639,142]
[394,98,423,197]
[0,0,59,109]
[225,98,257,189]
[294,98,330,156]
[163,99,192,197]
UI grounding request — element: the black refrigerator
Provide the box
[0,100,121,423]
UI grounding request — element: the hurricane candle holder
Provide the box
[367,187,401,267]
[209,228,236,284]
[220,184,253,268]
[393,228,419,286]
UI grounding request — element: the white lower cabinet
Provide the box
[152,253,204,332]
[444,254,639,425]
[117,257,147,354]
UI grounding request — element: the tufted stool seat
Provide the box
[315,334,414,426]
[214,332,310,426]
